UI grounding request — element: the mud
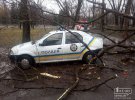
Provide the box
[0,46,135,100]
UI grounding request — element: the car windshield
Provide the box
[32,32,51,44]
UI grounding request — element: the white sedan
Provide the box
[9,30,103,69]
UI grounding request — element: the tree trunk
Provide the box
[123,0,132,38]
[21,0,30,43]
[92,0,96,27]
[120,16,124,29]
[72,0,83,29]
[100,0,105,31]
[114,14,119,25]
[133,13,135,27]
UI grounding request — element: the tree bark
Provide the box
[133,13,135,26]
[92,0,96,27]
[114,14,119,25]
[120,16,124,29]
[101,0,105,31]
[21,0,31,43]
[72,0,83,28]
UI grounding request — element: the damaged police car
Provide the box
[9,30,103,69]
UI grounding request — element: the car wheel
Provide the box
[83,52,96,64]
[18,55,35,69]
[83,51,103,65]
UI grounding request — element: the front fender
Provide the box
[17,51,37,57]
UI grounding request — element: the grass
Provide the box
[0,25,134,47]
[0,26,53,47]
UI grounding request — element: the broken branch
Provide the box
[57,71,79,100]
[81,75,117,91]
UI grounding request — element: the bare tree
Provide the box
[101,0,105,31]
[123,0,133,39]
[107,0,126,25]
[131,0,135,26]
[72,0,83,28]
[55,0,83,28]
[0,0,10,25]
[20,0,30,43]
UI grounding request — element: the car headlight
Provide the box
[10,50,14,55]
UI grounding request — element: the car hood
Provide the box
[16,42,33,48]
[11,42,35,55]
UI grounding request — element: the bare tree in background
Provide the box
[10,1,19,24]
[55,0,83,28]
[107,0,126,26]
[100,0,105,31]
[131,0,135,26]
[72,0,83,28]
[123,0,133,39]
[0,0,10,25]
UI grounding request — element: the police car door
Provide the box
[37,33,64,63]
[62,32,83,61]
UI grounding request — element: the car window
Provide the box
[66,32,83,44]
[43,33,63,46]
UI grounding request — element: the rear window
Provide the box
[66,32,83,44]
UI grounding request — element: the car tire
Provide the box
[82,51,103,64]
[17,55,35,70]
[82,51,96,64]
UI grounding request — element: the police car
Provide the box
[9,30,103,69]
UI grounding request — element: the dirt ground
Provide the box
[0,46,135,100]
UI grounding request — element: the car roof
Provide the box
[50,30,89,36]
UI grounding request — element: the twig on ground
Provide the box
[81,75,117,91]
[105,49,135,55]
[105,83,113,91]
[85,64,124,72]
[0,89,19,96]
[57,70,80,100]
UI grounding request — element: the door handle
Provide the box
[57,48,62,49]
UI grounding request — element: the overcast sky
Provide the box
[34,0,60,13]
[34,0,125,13]
[34,0,104,13]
